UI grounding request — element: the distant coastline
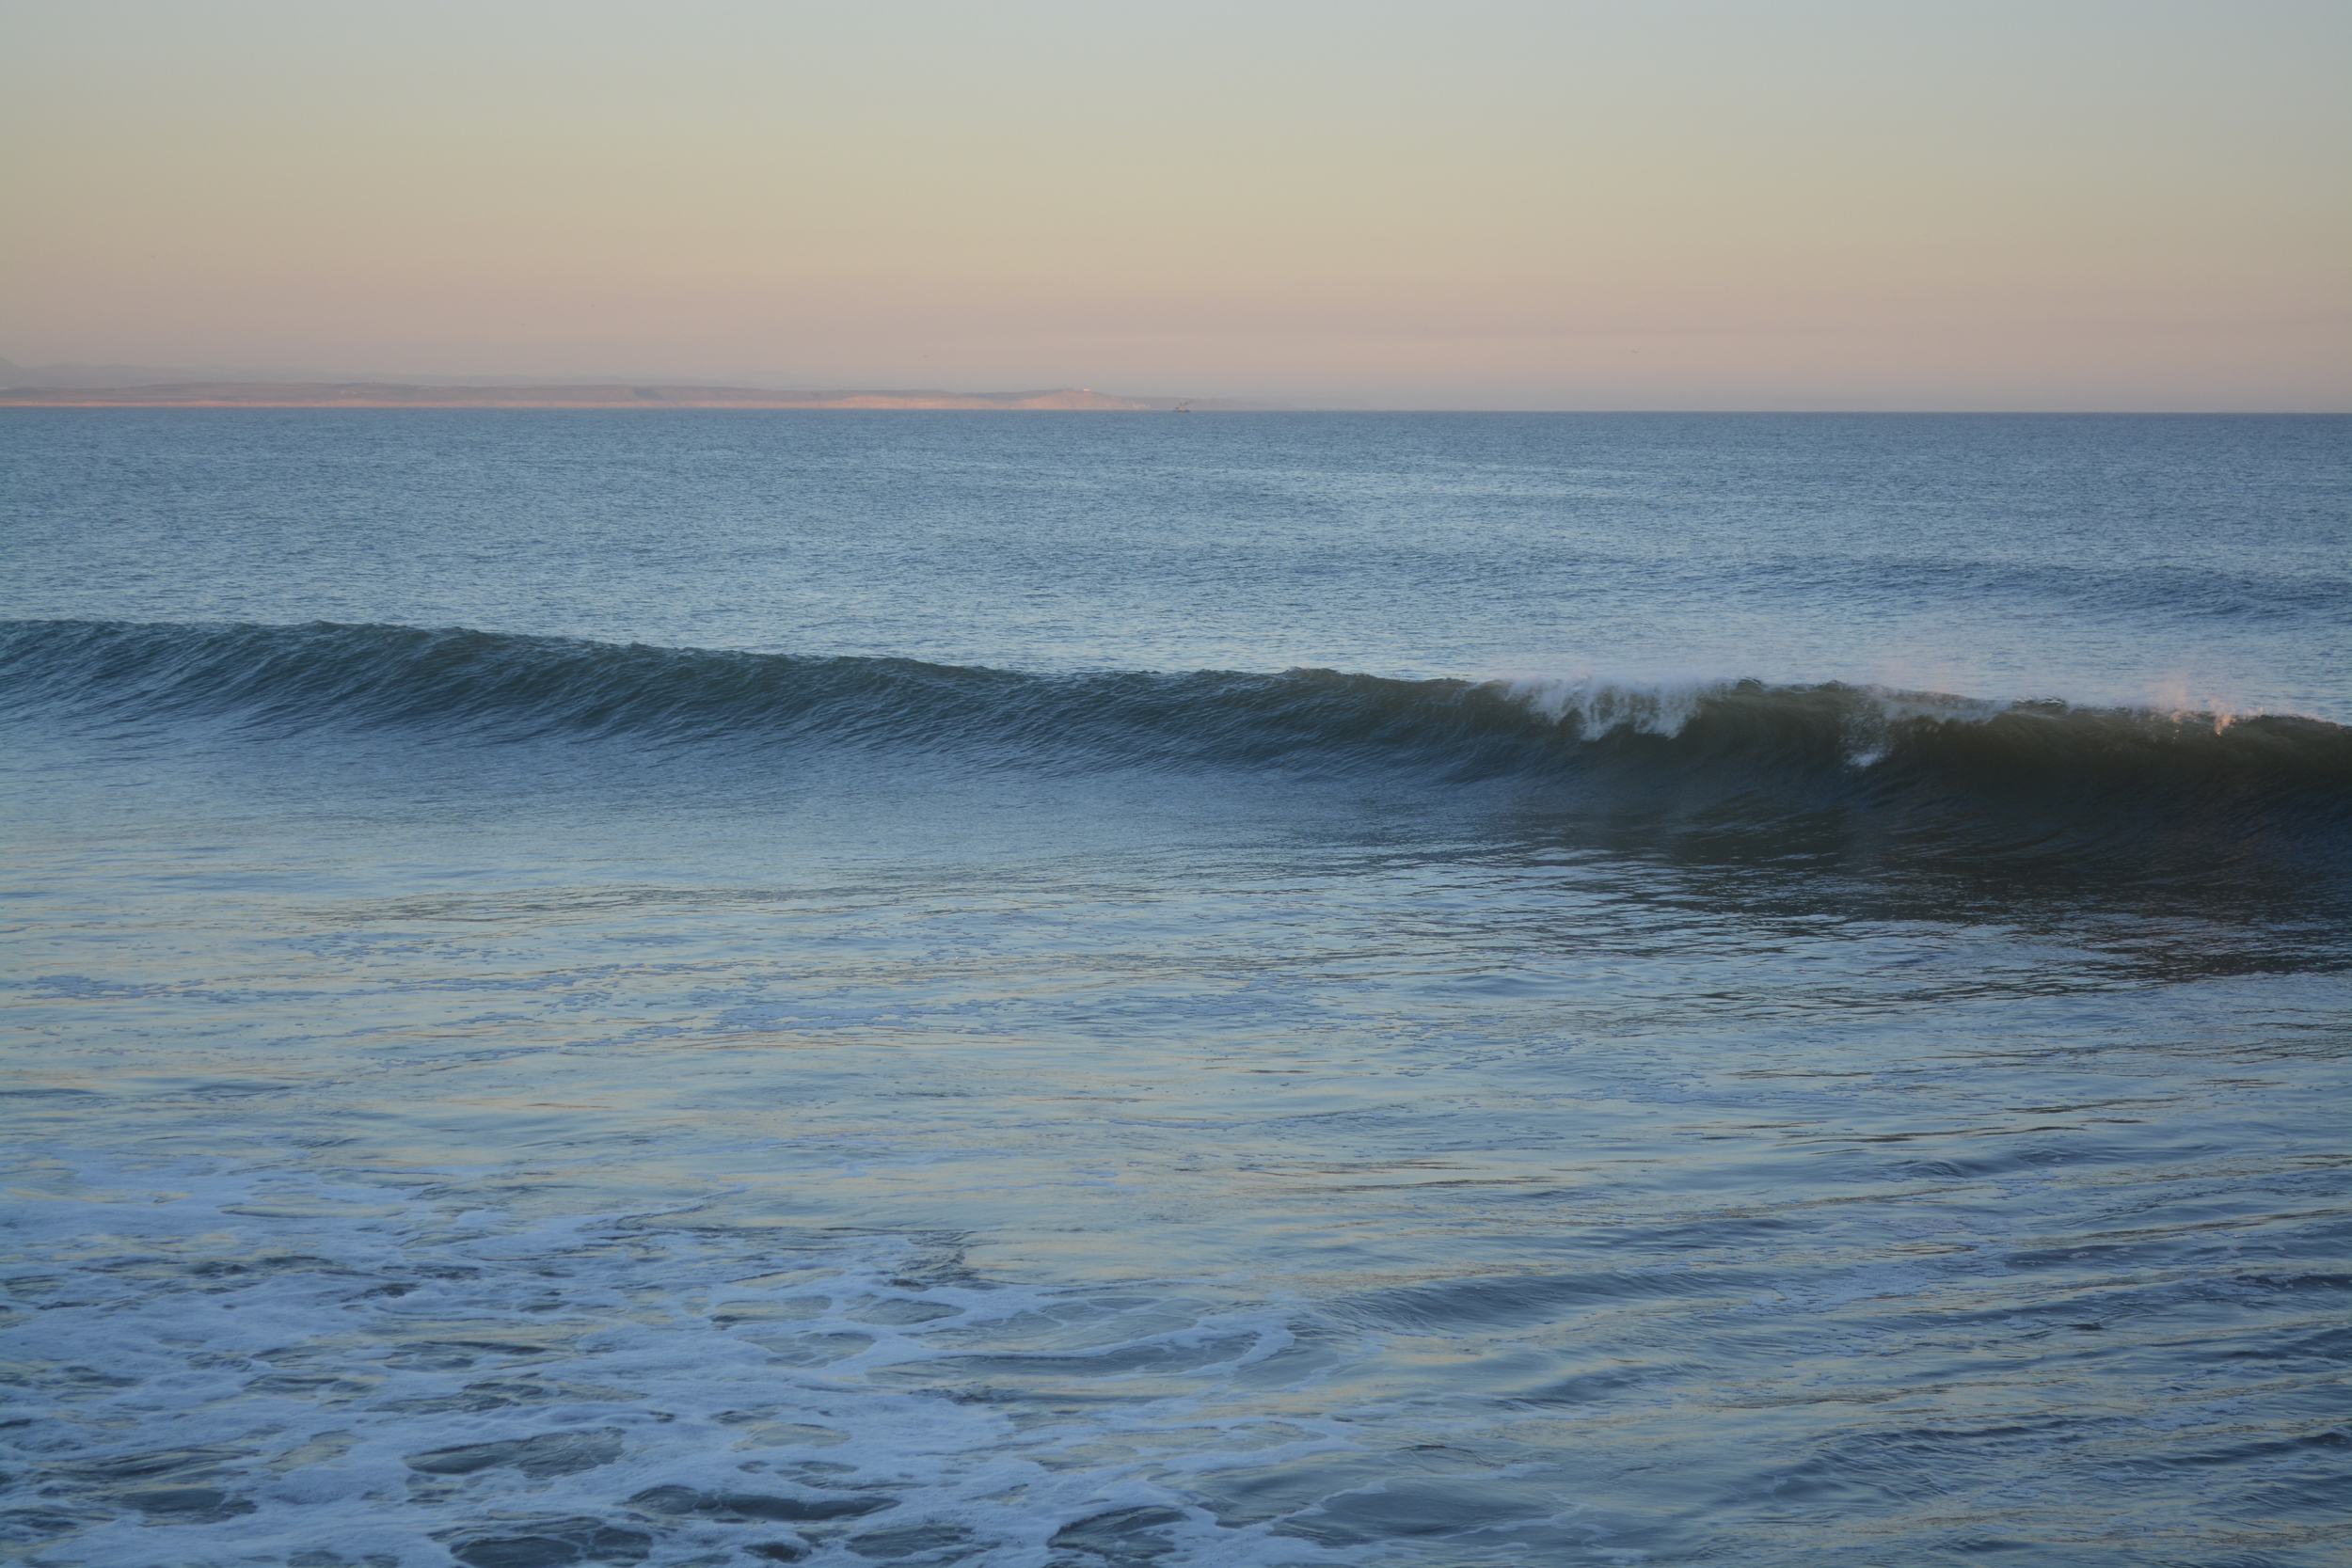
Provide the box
[0,383,1202,409]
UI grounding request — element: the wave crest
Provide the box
[4,620,2345,830]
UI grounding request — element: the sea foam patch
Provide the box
[0,1154,1362,1567]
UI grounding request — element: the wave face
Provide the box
[7,618,2347,832]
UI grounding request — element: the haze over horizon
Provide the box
[3,0,2345,410]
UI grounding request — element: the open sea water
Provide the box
[2,410,2346,1568]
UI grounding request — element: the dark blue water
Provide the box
[3,412,2347,1567]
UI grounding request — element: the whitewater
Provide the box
[3,411,2346,1567]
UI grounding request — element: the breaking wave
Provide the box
[5,619,2346,833]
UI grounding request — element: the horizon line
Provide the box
[1,382,2345,418]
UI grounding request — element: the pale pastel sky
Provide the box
[2,0,2345,407]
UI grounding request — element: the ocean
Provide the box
[2,410,2345,1567]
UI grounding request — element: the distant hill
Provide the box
[0,382,1179,410]
[0,358,844,390]
[0,356,324,388]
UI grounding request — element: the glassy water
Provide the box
[3,411,2347,1567]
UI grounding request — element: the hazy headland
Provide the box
[0,381,1183,409]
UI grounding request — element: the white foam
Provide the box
[0,1152,1373,1566]
[1486,674,1717,736]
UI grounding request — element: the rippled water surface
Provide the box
[3,412,2347,1567]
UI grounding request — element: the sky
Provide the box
[2,0,2345,408]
